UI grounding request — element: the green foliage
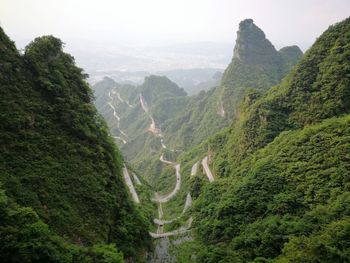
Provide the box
[92,19,302,186]
[0,186,125,263]
[0,29,150,260]
[174,17,350,262]
[213,17,350,174]
[87,244,124,263]
[277,218,350,263]
[192,114,350,262]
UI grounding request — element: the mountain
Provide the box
[93,76,189,186]
[220,18,303,119]
[93,19,302,185]
[161,19,302,150]
[173,17,350,262]
[0,28,150,262]
[2,13,349,263]
[89,68,223,95]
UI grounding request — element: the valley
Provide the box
[0,5,349,262]
[92,17,350,262]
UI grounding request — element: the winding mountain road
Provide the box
[159,154,175,165]
[152,164,181,203]
[149,217,193,238]
[112,136,127,144]
[132,172,142,186]
[202,156,215,182]
[183,192,192,213]
[139,94,149,113]
[114,90,134,108]
[160,138,167,149]
[191,161,198,177]
[153,192,192,225]
[108,91,128,143]
[156,202,164,234]
[138,92,195,239]
[122,166,140,203]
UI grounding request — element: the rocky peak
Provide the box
[233,19,279,64]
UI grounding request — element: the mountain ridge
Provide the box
[93,19,303,186]
[0,29,150,261]
[174,16,350,262]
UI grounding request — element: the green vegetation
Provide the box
[93,19,302,187]
[0,28,150,261]
[185,17,350,262]
[0,188,124,262]
[212,16,350,174]
[192,115,350,262]
[2,12,348,262]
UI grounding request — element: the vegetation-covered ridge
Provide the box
[0,27,150,262]
[212,16,350,174]
[93,19,302,186]
[185,17,350,262]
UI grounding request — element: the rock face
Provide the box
[220,19,303,119]
[222,18,300,87]
[233,19,280,65]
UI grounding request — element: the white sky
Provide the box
[1,0,349,50]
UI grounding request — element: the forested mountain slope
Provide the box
[211,16,350,174]
[93,19,302,184]
[0,28,150,262]
[160,19,302,150]
[179,17,350,262]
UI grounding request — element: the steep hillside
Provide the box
[220,19,303,120]
[212,16,350,174]
[0,28,150,261]
[93,19,302,184]
[192,115,350,262]
[162,19,302,148]
[177,17,350,262]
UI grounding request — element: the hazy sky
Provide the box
[1,0,349,49]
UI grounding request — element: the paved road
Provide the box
[160,138,167,149]
[156,202,164,234]
[139,94,149,113]
[108,102,120,124]
[140,94,164,138]
[153,164,181,203]
[139,92,193,238]
[112,136,127,144]
[122,166,140,203]
[182,193,192,213]
[149,217,193,238]
[108,91,128,142]
[202,156,215,182]
[132,172,142,186]
[153,192,192,225]
[191,162,198,176]
[114,90,134,108]
[159,154,175,165]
